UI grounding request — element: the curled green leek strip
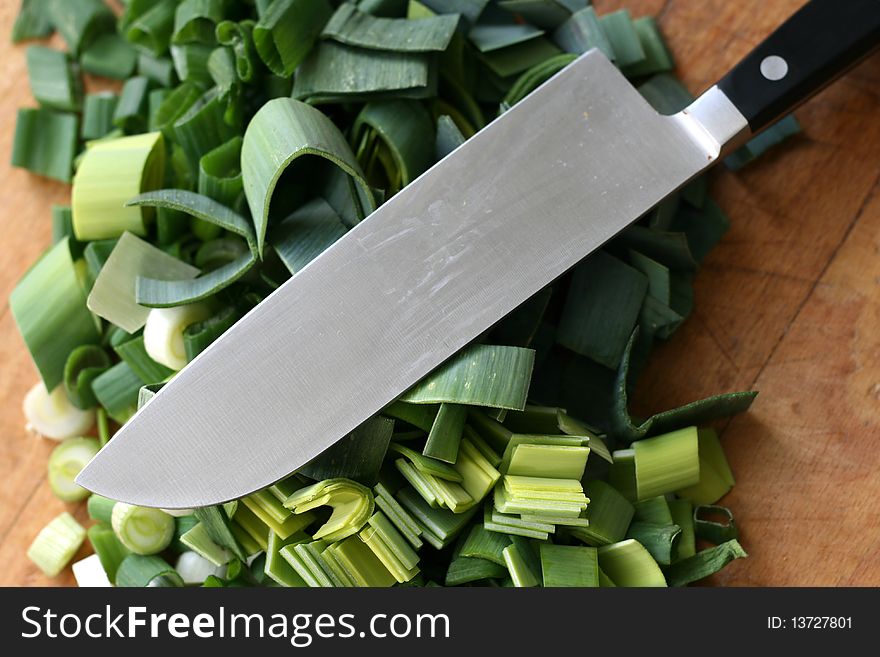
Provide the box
[242,97,375,255]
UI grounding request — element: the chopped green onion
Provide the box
[48,437,99,502]
[138,52,178,87]
[72,132,166,241]
[324,3,458,52]
[198,137,244,208]
[143,304,213,370]
[540,543,599,587]
[112,504,176,555]
[113,75,151,133]
[26,45,80,112]
[552,6,613,58]
[460,523,510,566]
[570,480,634,546]
[598,9,645,69]
[183,306,239,360]
[23,381,95,441]
[626,521,680,565]
[271,198,348,275]
[115,334,175,384]
[597,539,666,587]
[27,512,86,577]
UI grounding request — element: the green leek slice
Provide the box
[633,427,700,500]
[284,478,374,542]
[27,512,87,577]
[597,539,666,587]
[180,522,232,567]
[293,41,436,104]
[676,428,736,505]
[87,525,130,584]
[324,3,458,52]
[87,232,200,333]
[664,539,747,586]
[11,108,79,183]
[300,416,394,486]
[173,0,227,44]
[271,198,348,275]
[48,437,99,502]
[63,345,110,409]
[116,554,183,587]
[26,45,80,112]
[253,0,333,77]
[402,344,535,410]
[72,132,165,241]
[111,504,175,556]
[13,0,53,43]
[242,97,374,255]
[81,33,138,80]
[127,0,176,57]
[694,505,738,545]
[81,92,119,141]
[11,239,100,390]
[540,543,598,587]
[50,0,115,56]
[552,7,613,58]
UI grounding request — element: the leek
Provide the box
[11,237,100,390]
[111,504,176,555]
[72,132,166,241]
[23,381,95,441]
[81,34,138,80]
[633,427,700,500]
[253,0,333,77]
[176,551,225,585]
[48,437,99,502]
[26,45,80,112]
[143,303,213,370]
[116,555,183,587]
[284,478,374,542]
[87,525,129,584]
[664,540,748,586]
[598,539,667,587]
[27,512,86,577]
[540,543,599,587]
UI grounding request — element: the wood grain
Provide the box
[0,0,877,586]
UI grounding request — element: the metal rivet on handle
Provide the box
[760,55,788,81]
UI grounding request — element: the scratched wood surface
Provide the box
[0,0,877,586]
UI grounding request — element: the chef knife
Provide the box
[77,0,880,508]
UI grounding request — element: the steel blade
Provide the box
[77,51,748,507]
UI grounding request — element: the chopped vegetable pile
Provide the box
[10,0,799,588]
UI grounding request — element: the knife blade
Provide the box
[77,0,880,508]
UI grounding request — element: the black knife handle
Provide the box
[717,0,880,133]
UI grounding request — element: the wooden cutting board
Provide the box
[0,0,877,586]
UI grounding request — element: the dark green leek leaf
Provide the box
[172,88,240,174]
[81,34,138,80]
[91,362,142,424]
[725,114,801,171]
[663,539,747,587]
[353,99,435,193]
[498,1,574,30]
[300,416,394,486]
[435,114,466,159]
[669,198,730,263]
[113,76,151,134]
[293,42,437,103]
[469,22,543,53]
[479,36,561,79]
[324,3,459,52]
[271,198,348,275]
[13,0,53,43]
[444,555,506,585]
[194,506,247,562]
[621,16,674,77]
[637,73,694,114]
[216,20,257,82]
[12,108,79,183]
[401,344,535,410]
[137,251,256,307]
[127,0,177,57]
[598,9,645,69]
[540,543,598,587]
[63,345,111,410]
[242,97,374,255]
[114,335,175,384]
[81,93,119,141]
[423,403,466,463]
[552,6,613,58]
[49,0,114,56]
[501,53,576,108]
[557,251,648,370]
[626,521,680,565]
[170,43,215,87]
[138,52,178,87]
[173,0,227,45]
[694,505,738,545]
[253,0,333,77]
[419,0,489,27]
[184,306,240,360]
[128,189,256,252]
[26,46,81,112]
[10,239,100,390]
